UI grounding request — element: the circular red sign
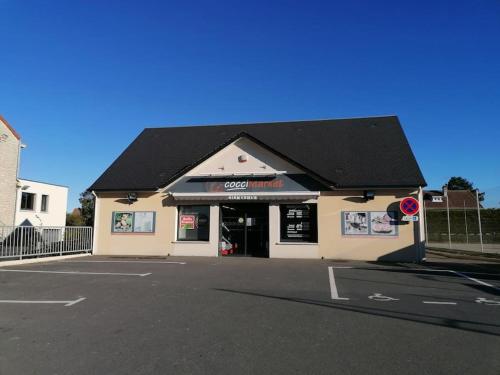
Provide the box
[400,197,420,216]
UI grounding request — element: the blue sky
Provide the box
[1,0,499,209]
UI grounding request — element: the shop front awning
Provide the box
[170,191,320,201]
[166,173,327,196]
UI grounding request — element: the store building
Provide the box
[90,116,426,261]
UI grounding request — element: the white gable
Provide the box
[186,137,304,176]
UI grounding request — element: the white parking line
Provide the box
[328,267,350,300]
[0,297,86,307]
[61,260,186,265]
[449,270,499,290]
[422,301,457,305]
[0,269,151,277]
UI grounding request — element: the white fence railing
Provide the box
[0,226,93,260]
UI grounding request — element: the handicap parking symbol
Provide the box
[475,297,500,306]
[368,293,399,302]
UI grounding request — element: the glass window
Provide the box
[280,204,318,242]
[41,195,49,212]
[21,192,35,210]
[177,205,210,241]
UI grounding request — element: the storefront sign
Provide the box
[168,174,326,194]
[179,215,196,229]
[228,195,258,200]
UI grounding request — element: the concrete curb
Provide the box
[0,253,92,267]
[427,248,500,263]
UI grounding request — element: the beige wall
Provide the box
[0,119,20,226]
[94,189,422,262]
[318,189,420,261]
[269,202,320,259]
[94,192,175,256]
[187,137,303,176]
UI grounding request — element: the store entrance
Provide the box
[220,203,269,257]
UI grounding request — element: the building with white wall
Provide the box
[15,179,68,227]
[0,115,69,231]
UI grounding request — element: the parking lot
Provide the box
[0,255,499,375]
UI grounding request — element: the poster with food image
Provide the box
[133,211,155,233]
[343,211,368,235]
[113,212,133,232]
[370,211,397,236]
[179,214,196,230]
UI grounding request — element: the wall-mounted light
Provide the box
[363,190,375,201]
[238,154,247,163]
[127,192,138,204]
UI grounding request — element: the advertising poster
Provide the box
[113,212,133,232]
[281,204,317,241]
[343,212,368,235]
[179,214,196,230]
[370,211,397,235]
[133,211,155,233]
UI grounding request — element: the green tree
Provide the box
[79,190,95,226]
[66,211,84,226]
[447,176,484,201]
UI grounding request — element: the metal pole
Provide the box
[476,189,484,253]
[446,187,451,249]
[19,227,24,260]
[464,200,469,244]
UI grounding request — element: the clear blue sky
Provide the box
[1,0,499,209]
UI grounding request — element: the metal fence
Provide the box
[425,208,500,254]
[0,226,93,260]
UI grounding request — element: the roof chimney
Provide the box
[443,184,448,197]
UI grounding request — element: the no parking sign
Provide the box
[400,197,419,216]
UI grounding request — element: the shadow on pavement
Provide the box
[213,288,500,337]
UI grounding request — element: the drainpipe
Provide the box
[91,191,100,255]
[418,186,426,262]
[13,141,27,226]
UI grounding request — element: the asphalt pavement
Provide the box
[0,255,499,375]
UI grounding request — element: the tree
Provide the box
[66,208,84,226]
[446,176,484,201]
[79,190,95,226]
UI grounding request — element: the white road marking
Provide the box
[0,269,151,277]
[326,266,500,278]
[0,297,86,307]
[449,270,499,290]
[61,260,186,265]
[368,293,399,302]
[328,266,349,300]
[475,297,500,306]
[422,301,457,305]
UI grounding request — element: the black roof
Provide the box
[89,116,426,191]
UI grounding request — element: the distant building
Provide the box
[424,185,480,209]
[0,115,22,226]
[0,115,68,228]
[15,179,68,227]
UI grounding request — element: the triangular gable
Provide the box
[0,115,21,140]
[187,136,304,176]
[162,132,333,191]
[164,135,329,195]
